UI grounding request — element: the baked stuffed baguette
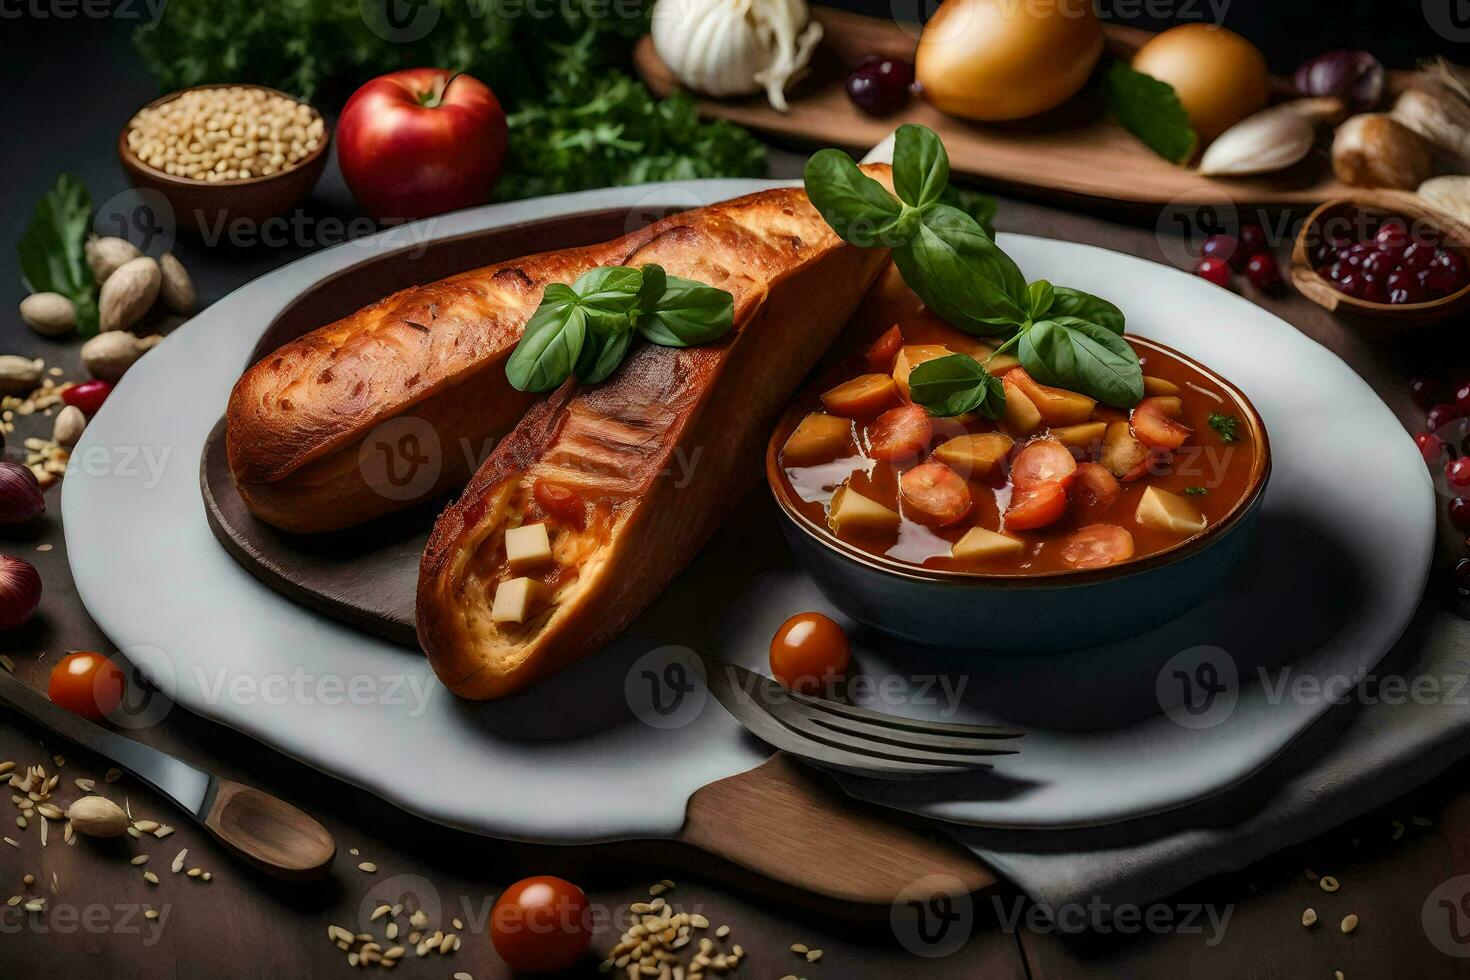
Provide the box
[227,175,884,533]
[416,166,893,699]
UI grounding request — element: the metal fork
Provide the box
[700,658,1022,778]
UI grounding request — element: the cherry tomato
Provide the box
[62,380,113,417]
[1447,457,1470,492]
[821,373,900,418]
[1068,462,1121,519]
[489,875,591,974]
[337,69,507,222]
[1427,403,1462,432]
[899,461,973,526]
[48,652,125,723]
[1131,397,1192,450]
[1010,438,1077,491]
[770,612,850,694]
[1416,432,1445,464]
[1004,481,1067,531]
[865,325,904,373]
[532,479,585,530]
[1059,524,1135,569]
[866,404,932,461]
[1194,256,1231,288]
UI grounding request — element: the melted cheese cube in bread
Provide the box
[505,522,553,571]
[491,577,548,624]
[1136,486,1208,536]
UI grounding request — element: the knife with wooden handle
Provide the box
[0,669,335,880]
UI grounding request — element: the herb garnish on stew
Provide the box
[1208,413,1242,443]
[802,125,1144,421]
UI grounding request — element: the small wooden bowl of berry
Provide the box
[1290,190,1470,326]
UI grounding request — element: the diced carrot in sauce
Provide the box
[782,412,852,465]
[892,344,954,400]
[932,432,1013,480]
[1059,524,1135,569]
[532,479,585,530]
[1100,422,1151,480]
[821,373,900,418]
[867,404,932,461]
[899,461,973,526]
[1001,377,1042,436]
[1003,368,1096,426]
[1011,438,1077,491]
[1131,396,1192,450]
[1067,462,1121,520]
[1004,481,1067,531]
[866,325,904,373]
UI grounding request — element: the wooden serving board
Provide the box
[197,202,1000,906]
[636,9,1366,207]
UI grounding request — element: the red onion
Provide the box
[1294,50,1385,113]
[0,556,41,630]
[0,461,44,525]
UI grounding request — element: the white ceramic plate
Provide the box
[64,183,1433,840]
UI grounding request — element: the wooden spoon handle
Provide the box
[677,753,996,906]
[201,778,336,880]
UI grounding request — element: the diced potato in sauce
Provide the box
[1143,375,1180,396]
[1136,486,1208,536]
[1101,421,1150,479]
[828,485,900,535]
[491,576,548,624]
[952,526,1025,561]
[932,432,1014,479]
[505,522,553,571]
[1001,378,1042,436]
[1006,368,1096,426]
[782,413,851,465]
[1050,421,1107,449]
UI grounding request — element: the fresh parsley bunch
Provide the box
[505,264,734,392]
[803,125,1143,420]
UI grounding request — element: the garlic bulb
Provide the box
[1198,103,1316,176]
[651,0,823,112]
[1392,88,1470,169]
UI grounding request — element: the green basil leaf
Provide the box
[635,262,668,312]
[803,148,917,249]
[572,265,642,310]
[907,354,1006,420]
[1027,280,1055,320]
[893,123,949,210]
[1046,286,1125,334]
[18,174,98,336]
[506,284,588,393]
[937,187,997,239]
[637,274,734,347]
[1101,60,1198,165]
[574,324,633,385]
[892,204,1028,335]
[1020,316,1143,408]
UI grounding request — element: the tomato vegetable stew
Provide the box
[772,312,1264,577]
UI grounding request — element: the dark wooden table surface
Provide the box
[5,13,1470,980]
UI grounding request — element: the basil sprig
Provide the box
[803,125,1143,418]
[505,264,734,392]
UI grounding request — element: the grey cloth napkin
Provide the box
[902,603,1468,914]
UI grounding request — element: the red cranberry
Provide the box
[1194,256,1231,288]
[1428,248,1469,292]
[1428,403,1463,431]
[1362,278,1389,304]
[1336,270,1368,298]
[1447,457,1470,492]
[1376,218,1411,255]
[1402,241,1436,272]
[1451,497,1470,532]
[1237,223,1268,260]
[1200,234,1237,266]
[1326,260,1349,282]
[1362,250,1394,278]
[1411,378,1442,410]
[1417,431,1446,464]
[1244,252,1280,290]
[1386,269,1424,304]
[845,57,914,116]
[61,380,113,417]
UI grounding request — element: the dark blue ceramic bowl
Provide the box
[766,337,1270,652]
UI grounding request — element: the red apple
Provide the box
[336,68,507,222]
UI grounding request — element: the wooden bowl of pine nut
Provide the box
[118,84,330,236]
